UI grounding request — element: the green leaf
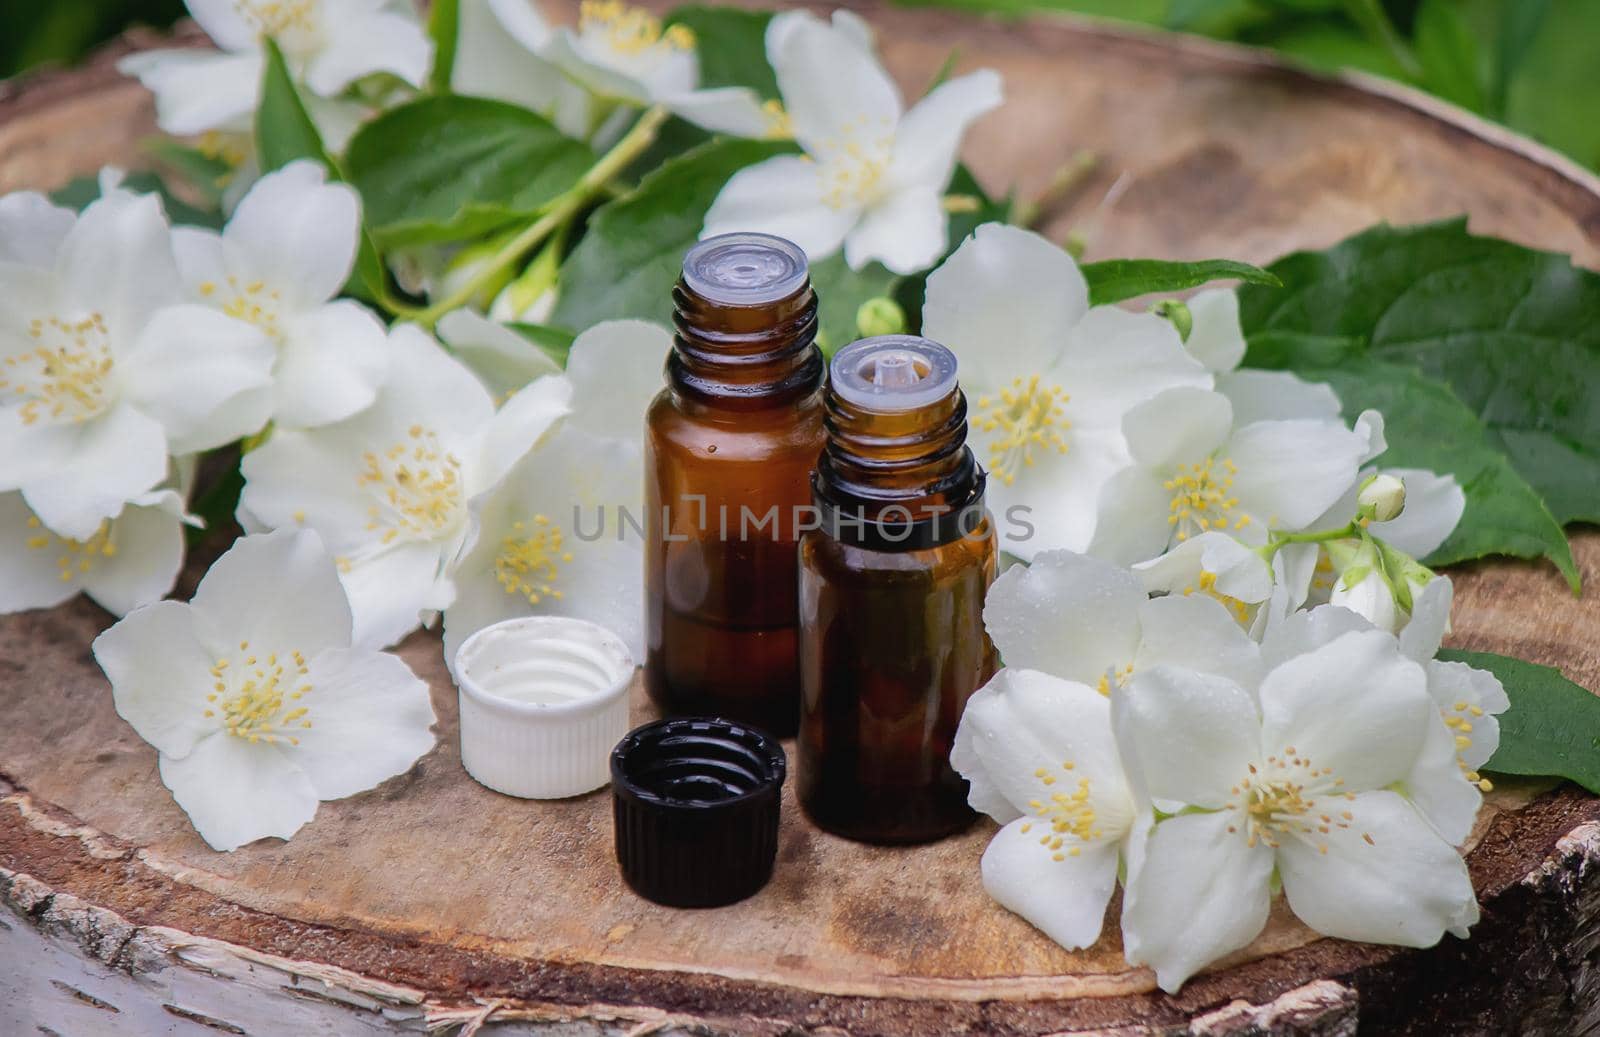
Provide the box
[1414,0,1486,112]
[428,0,460,94]
[1081,257,1281,306]
[255,38,334,173]
[1489,0,1551,118]
[50,171,223,230]
[1239,219,1600,537]
[1266,356,1578,587]
[666,6,778,97]
[345,97,598,248]
[1440,649,1600,794]
[254,39,388,304]
[553,137,895,350]
[1246,20,1413,80]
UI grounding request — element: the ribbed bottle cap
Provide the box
[831,335,959,412]
[611,716,786,908]
[683,232,809,305]
[454,616,634,800]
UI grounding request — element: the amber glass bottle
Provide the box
[798,335,998,844]
[644,233,825,736]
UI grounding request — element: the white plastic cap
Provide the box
[683,232,809,305]
[830,335,959,412]
[454,616,634,799]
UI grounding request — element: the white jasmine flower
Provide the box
[702,11,1002,274]
[983,550,1262,696]
[464,0,770,141]
[174,161,387,428]
[441,319,667,666]
[0,183,275,539]
[1176,291,1347,430]
[239,324,571,648]
[444,425,645,667]
[921,225,1211,557]
[453,0,596,138]
[949,668,1136,949]
[540,0,772,138]
[1181,287,1246,373]
[437,308,562,403]
[554,318,669,444]
[1131,530,1275,631]
[1089,386,1383,565]
[0,486,189,618]
[1260,585,1506,845]
[1113,631,1479,993]
[1396,578,1508,789]
[1216,368,1343,426]
[118,0,431,147]
[0,192,75,267]
[93,529,436,852]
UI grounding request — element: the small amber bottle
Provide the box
[798,335,998,844]
[644,233,825,735]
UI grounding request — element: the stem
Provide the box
[1014,149,1099,229]
[401,105,669,329]
[1258,520,1362,559]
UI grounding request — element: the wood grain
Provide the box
[2,2,1599,1033]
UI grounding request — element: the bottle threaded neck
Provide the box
[669,234,823,407]
[815,336,981,531]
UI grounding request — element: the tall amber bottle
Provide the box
[645,233,825,735]
[798,335,998,844]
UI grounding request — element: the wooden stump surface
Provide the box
[4,3,1600,1034]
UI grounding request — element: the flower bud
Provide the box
[1357,473,1406,522]
[856,296,907,338]
[1149,299,1193,343]
[1327,538,1401,632]
[491,238,562,324]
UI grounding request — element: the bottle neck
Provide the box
[814,385,983,532]
[669,281,823,408]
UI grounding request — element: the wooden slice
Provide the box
[4,3,1600,1033]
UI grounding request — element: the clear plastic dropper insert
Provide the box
[682,232,810,306]
[829,335,960,413]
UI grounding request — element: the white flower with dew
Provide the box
[118,0,432,149]
[1113,632,1479,992]
[1259,586,1506,845]
[702,10,1002,275]
[238,324,571,648]
[93,529,436,852]
[0,486,190,618]
[174,161,388,428]
[1131,530,1276,632]
[949,668,1136,949]
[0,183,275,539]
[983,550,1262,697]
[1088,386,1384,566]
[921,225,1212,558]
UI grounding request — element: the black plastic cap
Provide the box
[611,717,786,908]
